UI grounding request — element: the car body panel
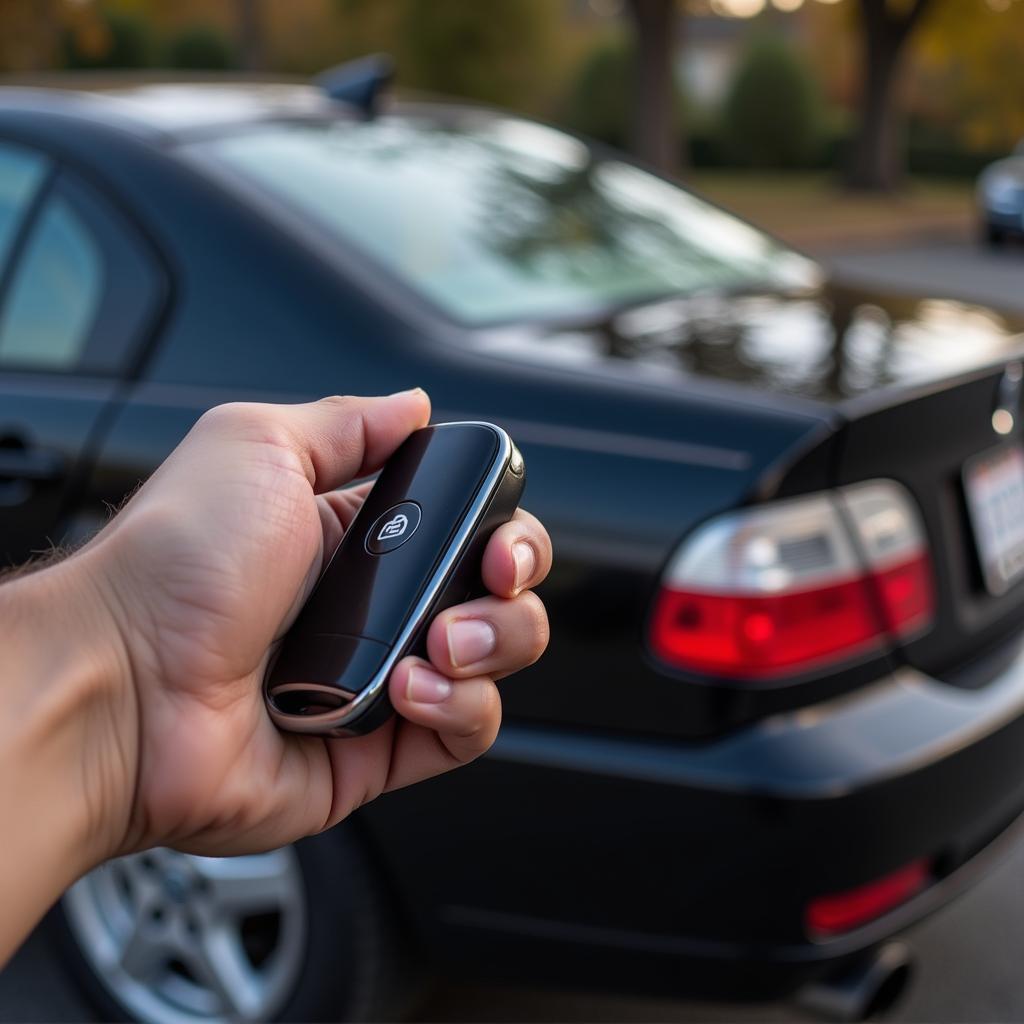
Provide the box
[360,631,1024,994]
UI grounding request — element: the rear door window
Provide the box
[0,169,164,375]
[0,192,102,369]
[0,142,49,274]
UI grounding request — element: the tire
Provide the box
[45,825,422,1023]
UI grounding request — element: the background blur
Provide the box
[2,0,1023,255]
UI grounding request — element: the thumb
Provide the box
[276,390,431,493]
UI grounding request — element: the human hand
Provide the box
[66,391,551,862]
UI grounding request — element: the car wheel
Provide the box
[49,826,420,1022]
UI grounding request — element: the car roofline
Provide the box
[0,75,530,145]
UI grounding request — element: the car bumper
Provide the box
[361,637,1024,998]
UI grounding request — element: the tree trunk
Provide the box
[845,0,933,192]
[31,0,60,71]
[235,0,266,72]
[626,0,683,178]
[846,18,902,189]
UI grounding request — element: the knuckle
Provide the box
[518,591,550,662]
[455,680,501,744]
[479,678,502,721]
[320,394,352,407]
[198,402,291,448]
[196,401,247,432]
[318,394,359,417]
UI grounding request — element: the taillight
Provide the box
[806,859,932,937]
[649,480,933,680]
[840,482,934,637]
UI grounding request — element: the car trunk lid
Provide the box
[834,361,1024,679]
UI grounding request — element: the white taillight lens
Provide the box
[663,493,861,595]
[649,481,934,680]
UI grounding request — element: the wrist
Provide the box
[0,547,137,881]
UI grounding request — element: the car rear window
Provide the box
[188,113,817,326]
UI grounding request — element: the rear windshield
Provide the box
[189,113,818,325]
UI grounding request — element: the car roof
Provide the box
[0,78,355,141]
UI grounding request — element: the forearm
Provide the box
[0,552,133,963]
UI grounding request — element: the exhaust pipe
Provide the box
[796,942,914,1022]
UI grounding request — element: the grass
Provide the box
[687,171,975,252]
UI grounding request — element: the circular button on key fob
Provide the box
[366,501,421,554]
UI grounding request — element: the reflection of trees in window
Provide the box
[518,287,913,403]
[473,153,776,304]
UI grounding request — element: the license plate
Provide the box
[964,445,1024,595]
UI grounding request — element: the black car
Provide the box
[5,74,1024,1023]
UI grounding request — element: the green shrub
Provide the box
[721,37,825,169]
[165,24,237,71]
[63,9,153,69]
[562,35,687,153]
[561,36,633,149]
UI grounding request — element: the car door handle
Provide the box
[0,445,66,508]
[0,447,65,482]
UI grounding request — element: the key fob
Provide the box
[264,421,525,737]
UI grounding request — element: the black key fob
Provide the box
[264,421,525,737]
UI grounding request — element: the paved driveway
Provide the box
[822,239,1024,318]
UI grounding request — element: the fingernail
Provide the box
[406,665,452,704]
[512,541,537,593]
[448,618,497,668]
[391,387,426,398]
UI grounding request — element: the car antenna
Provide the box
[314,54,394,119]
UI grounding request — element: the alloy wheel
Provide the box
[62,846,306,1023]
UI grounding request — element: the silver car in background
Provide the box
[979,141,1024,246]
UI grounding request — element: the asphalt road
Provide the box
[4,237,1024,1024]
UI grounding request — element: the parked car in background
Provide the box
[978,141,1024,246]
[6,71,1024,1023]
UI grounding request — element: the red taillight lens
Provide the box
[650,482,933,680]
[871,551,934,635]
[806,859,932,937]
[651,576,885,678]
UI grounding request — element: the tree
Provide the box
[723,37,825,169]
[234,0,265,72]
[915,0,1024,155]
[63,8,153,69]
[398,0,559,112]
[625,0,683,177]
[166,24,237,71]
[846,0,935,191]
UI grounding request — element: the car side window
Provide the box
[0,193,102,370]
[0,168,163,376]
[0,142,49,274]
